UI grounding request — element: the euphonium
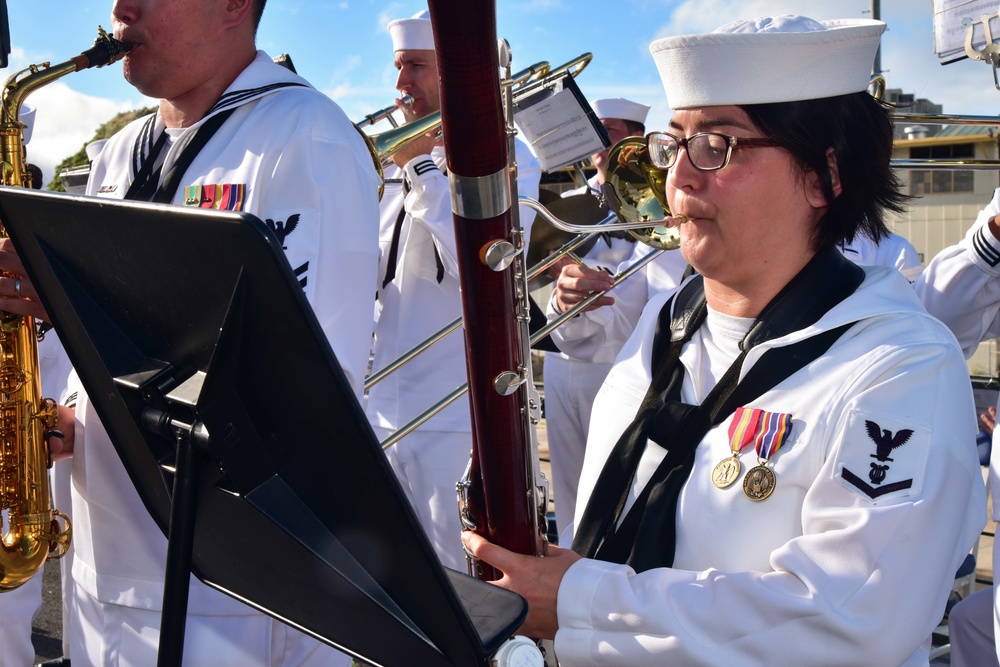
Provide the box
[0,26,130,591]
[602,136,682,249]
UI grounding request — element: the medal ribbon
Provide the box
[727,406,764,456]
[754,410,793,461]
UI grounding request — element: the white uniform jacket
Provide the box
[70,51,380,617]
[550,233,920,366]
[915,188,1000,518]
[558,174,637,289]
[548,242,688,364]
[562,173,599,197]
[556,266,986,666]
[842,232,923,282]
[367,141,539,433]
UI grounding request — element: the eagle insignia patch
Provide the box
[259,208,319,299]
[264,213,300,249]
[837,410,929,504]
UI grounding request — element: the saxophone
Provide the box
[0,27,130,591]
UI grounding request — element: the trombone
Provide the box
[371,68,1000,448]
[871,75,1000,170]
[367,134,681,448]
[891,113,1000,170]
[355,53,594,200]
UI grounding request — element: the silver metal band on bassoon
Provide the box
[449,169,510,220]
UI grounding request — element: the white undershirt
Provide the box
[153,127,183,173]
[690,305,754,402]
[628,305,754,520]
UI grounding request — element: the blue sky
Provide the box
[5,1,1000,184]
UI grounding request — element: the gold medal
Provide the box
[712,456,742,489]
[743,464,776,501]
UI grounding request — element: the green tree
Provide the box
[47,106,157,191]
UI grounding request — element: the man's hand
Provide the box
[390,130,439,169]
[0,237,50,322]
[554,263,615,313]
[982,406,996,437]
[389,97,441,168]
[988,216,1000,243]
[462,531,581,640]
[49,404,76,461]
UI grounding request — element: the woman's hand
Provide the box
[461,531,582,640]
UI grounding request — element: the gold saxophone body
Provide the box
[0,27,130,591]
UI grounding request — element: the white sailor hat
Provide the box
[388,9,434,52]
[649,15,885,108]
[591,98,650,125]
[19,104,35,145]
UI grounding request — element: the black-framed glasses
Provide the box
[646,131,780,172]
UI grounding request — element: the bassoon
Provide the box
[425,0,548,580]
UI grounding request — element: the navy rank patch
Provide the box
[837,410,929,504]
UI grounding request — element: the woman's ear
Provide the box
[806,147,842,208]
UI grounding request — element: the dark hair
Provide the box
[252,0,267,31]
[623,119,645,137]
[741,91,910,250]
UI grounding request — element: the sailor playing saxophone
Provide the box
[0,0,379,664]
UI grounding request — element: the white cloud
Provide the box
[509,0,566,12]
[375,3,406,34]
[633,0,1000,121]
[22,82,140,187]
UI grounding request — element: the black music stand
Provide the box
[0,186,527,667]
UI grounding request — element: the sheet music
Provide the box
[513,87,606,172]
[933,0,1000,63]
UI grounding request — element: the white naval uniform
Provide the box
[549,242,689,367]
[841,232,923,282]
[554,265,986,666]
[66,51,380,667]
[544,174,638,538]
[367,141,540,570]
[915,187,1000,665]
[549,233,918,373]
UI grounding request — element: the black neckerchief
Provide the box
[123,81,308,203]
[124,108,236,204]
[572,248,864,572]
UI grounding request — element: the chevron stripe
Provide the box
[973,226,1000,268]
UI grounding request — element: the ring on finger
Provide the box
[13,278,20,298]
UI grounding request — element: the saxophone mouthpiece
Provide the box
[78,26,133,70]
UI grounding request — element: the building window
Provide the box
[909,143,975,195]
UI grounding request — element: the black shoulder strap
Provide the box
[124,107,237,204]
[151,108,237,204]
